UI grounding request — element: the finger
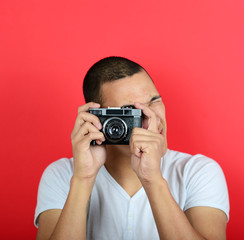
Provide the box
[74,131,106,151]
[79,121,101,136]
[134,102,158,133]
[96,139,102,145]
[85,132,106,145]
[131,127,159,136]
[73,129,105,147]
[130,140,151,157]
[72,122,105,143]
[72,111,102,137]
[79,111,102,127]
[130,140,150,158]
[78,102,100,113]
[72,102,101,137]
[130,133,160,144]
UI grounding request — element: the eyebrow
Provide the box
[121,95,161,108]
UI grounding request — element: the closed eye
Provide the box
[149,96,162,105]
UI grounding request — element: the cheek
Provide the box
[151,105,165,122]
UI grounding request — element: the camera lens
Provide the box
[103,117,127,143]
[109,125,120,136]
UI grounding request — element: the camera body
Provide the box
[89,107,142,145]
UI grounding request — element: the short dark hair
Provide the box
[83,56,146,104]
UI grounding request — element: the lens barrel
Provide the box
[103,117,128,143]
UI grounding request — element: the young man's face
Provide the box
[100,70,168,154]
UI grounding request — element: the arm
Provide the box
[36,178,92,240]
[130,102,227,240]
[36,102,106,240]
[143,176,227,240]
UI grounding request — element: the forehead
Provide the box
[101,70,159,107]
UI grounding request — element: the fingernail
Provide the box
[97,123,102,129]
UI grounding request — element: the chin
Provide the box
[106,145,131,156]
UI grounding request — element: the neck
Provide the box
[105,145,142,197]
[105,145,131,173]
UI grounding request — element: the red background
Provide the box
[0,0,243,239]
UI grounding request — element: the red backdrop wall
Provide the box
[0,0,243,239]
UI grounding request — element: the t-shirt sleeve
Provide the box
[183,155,230,221]
[34,158,73,228]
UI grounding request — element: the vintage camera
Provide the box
[89,107,142,145]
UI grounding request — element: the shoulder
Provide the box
[162,149,222,175]
[41,157,74,182]
[35,158,74,227]
[162,149,229,201]
[163,149,229,220]
[38,157,74,200]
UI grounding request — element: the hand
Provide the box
[71,102,106,183]
[130,102,165,185]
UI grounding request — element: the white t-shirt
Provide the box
[34,149,229,240]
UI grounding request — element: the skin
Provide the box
[36,70,227,240]
[101,70,167,194]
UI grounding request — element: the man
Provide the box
[35,57,229,240]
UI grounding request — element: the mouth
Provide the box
[159,128,164,135]
[142,120,164,135]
